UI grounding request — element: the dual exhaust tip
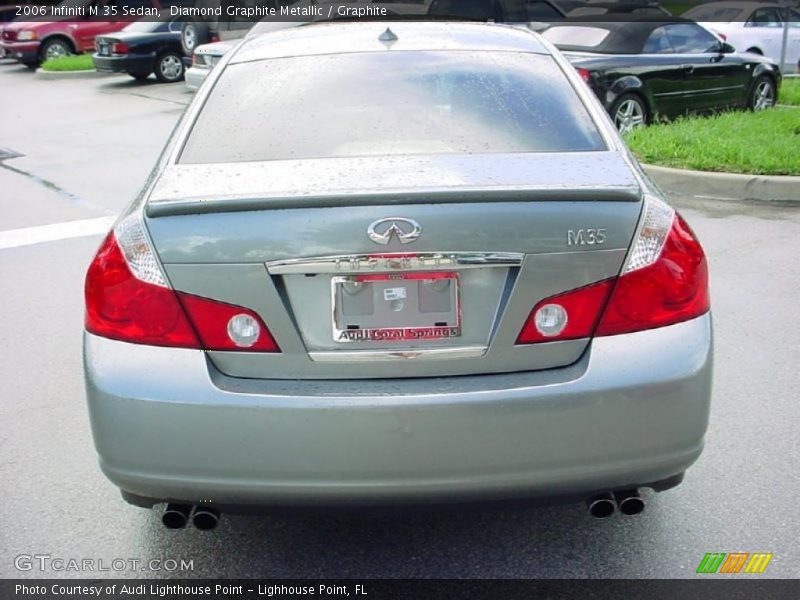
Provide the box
[162,504,220,531]
[163,492,643,526]
[587,489,645,518]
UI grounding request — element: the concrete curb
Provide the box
[643,164,800,203]
[34,69,123,80]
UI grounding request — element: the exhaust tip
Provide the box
[161,503,191,529]
[587,493,616,518]
[192,507,220,531]
[614,490,645,516]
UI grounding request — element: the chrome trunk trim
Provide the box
[266,252,524,275]
[308,346,488,362]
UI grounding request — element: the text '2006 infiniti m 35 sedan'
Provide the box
[83,22,712,529]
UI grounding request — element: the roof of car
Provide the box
[230,21,549,65]
[543,16,697,54]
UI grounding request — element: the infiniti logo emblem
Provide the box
[367,217,422,245]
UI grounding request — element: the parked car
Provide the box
[93,14,185,82]
[84,21,712,528]
[1,0,167,68]
[542,16,782,132]
[683,1,800,72]
[184,38,234,90]
[184,20,297,90]
[177,0,559,56]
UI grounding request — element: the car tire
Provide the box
[181,20,210,56]
[39,38,72,63]
[154,51,184,83]
[610,93,648,134]
[129,72,150,81]
[748,76,775,111]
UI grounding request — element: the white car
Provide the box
[184,40,235,91]
[185,21,300,91]
[684,1,800,72]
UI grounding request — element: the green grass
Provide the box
[41,53,93,72]
[661,2,695,16]
[779,78,800,106]
[624,108,800,176]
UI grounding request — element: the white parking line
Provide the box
[0,216,116,251]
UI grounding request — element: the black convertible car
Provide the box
[93,15,185,83]
[542,17,782,132]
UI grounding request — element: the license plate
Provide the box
[332,272,461,343]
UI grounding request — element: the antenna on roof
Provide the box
[379,27,398,49]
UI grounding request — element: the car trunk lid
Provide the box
[146,152,643,379]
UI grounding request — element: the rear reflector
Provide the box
[85,226,279,352]
[517,198,709,344]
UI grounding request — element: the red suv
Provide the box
[1,0,164,68]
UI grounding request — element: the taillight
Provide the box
[192,53,205,66]
[517,280,614,344]
[596,211,709,336]
[85,216,279,352]
[516,196,709,344]
[576,67,591,83]
[111,42,129,55]
[177,293,278,352]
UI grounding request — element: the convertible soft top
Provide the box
[543,16,696,54]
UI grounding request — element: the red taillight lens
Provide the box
[576,67,591,83]
[596,214,709,336]
[178,293,279,352]
[85,232,200,348]
[111,42,129,54]
[516,211,709,344]
[517,279,615,344]
[85,232,280,352]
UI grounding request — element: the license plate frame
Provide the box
[331,272,462,343]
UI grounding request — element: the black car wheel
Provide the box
[155,51,184,83]
[40,38,72,62]
[610,93,647,134]
[748,76,775,111]
[181,20,210,56]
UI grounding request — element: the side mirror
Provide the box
[719,42,736,54]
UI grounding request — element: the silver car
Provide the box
[84,21,712,530]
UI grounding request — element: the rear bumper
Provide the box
[184,65,208,91]
[1,40,39,63]
[92,53,154,74]
[84,314,713,506]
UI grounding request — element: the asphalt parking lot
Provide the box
[1,62,799,579]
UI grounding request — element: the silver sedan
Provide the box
[83,21,712,530]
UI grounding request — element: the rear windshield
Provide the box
[179,51,605,164]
